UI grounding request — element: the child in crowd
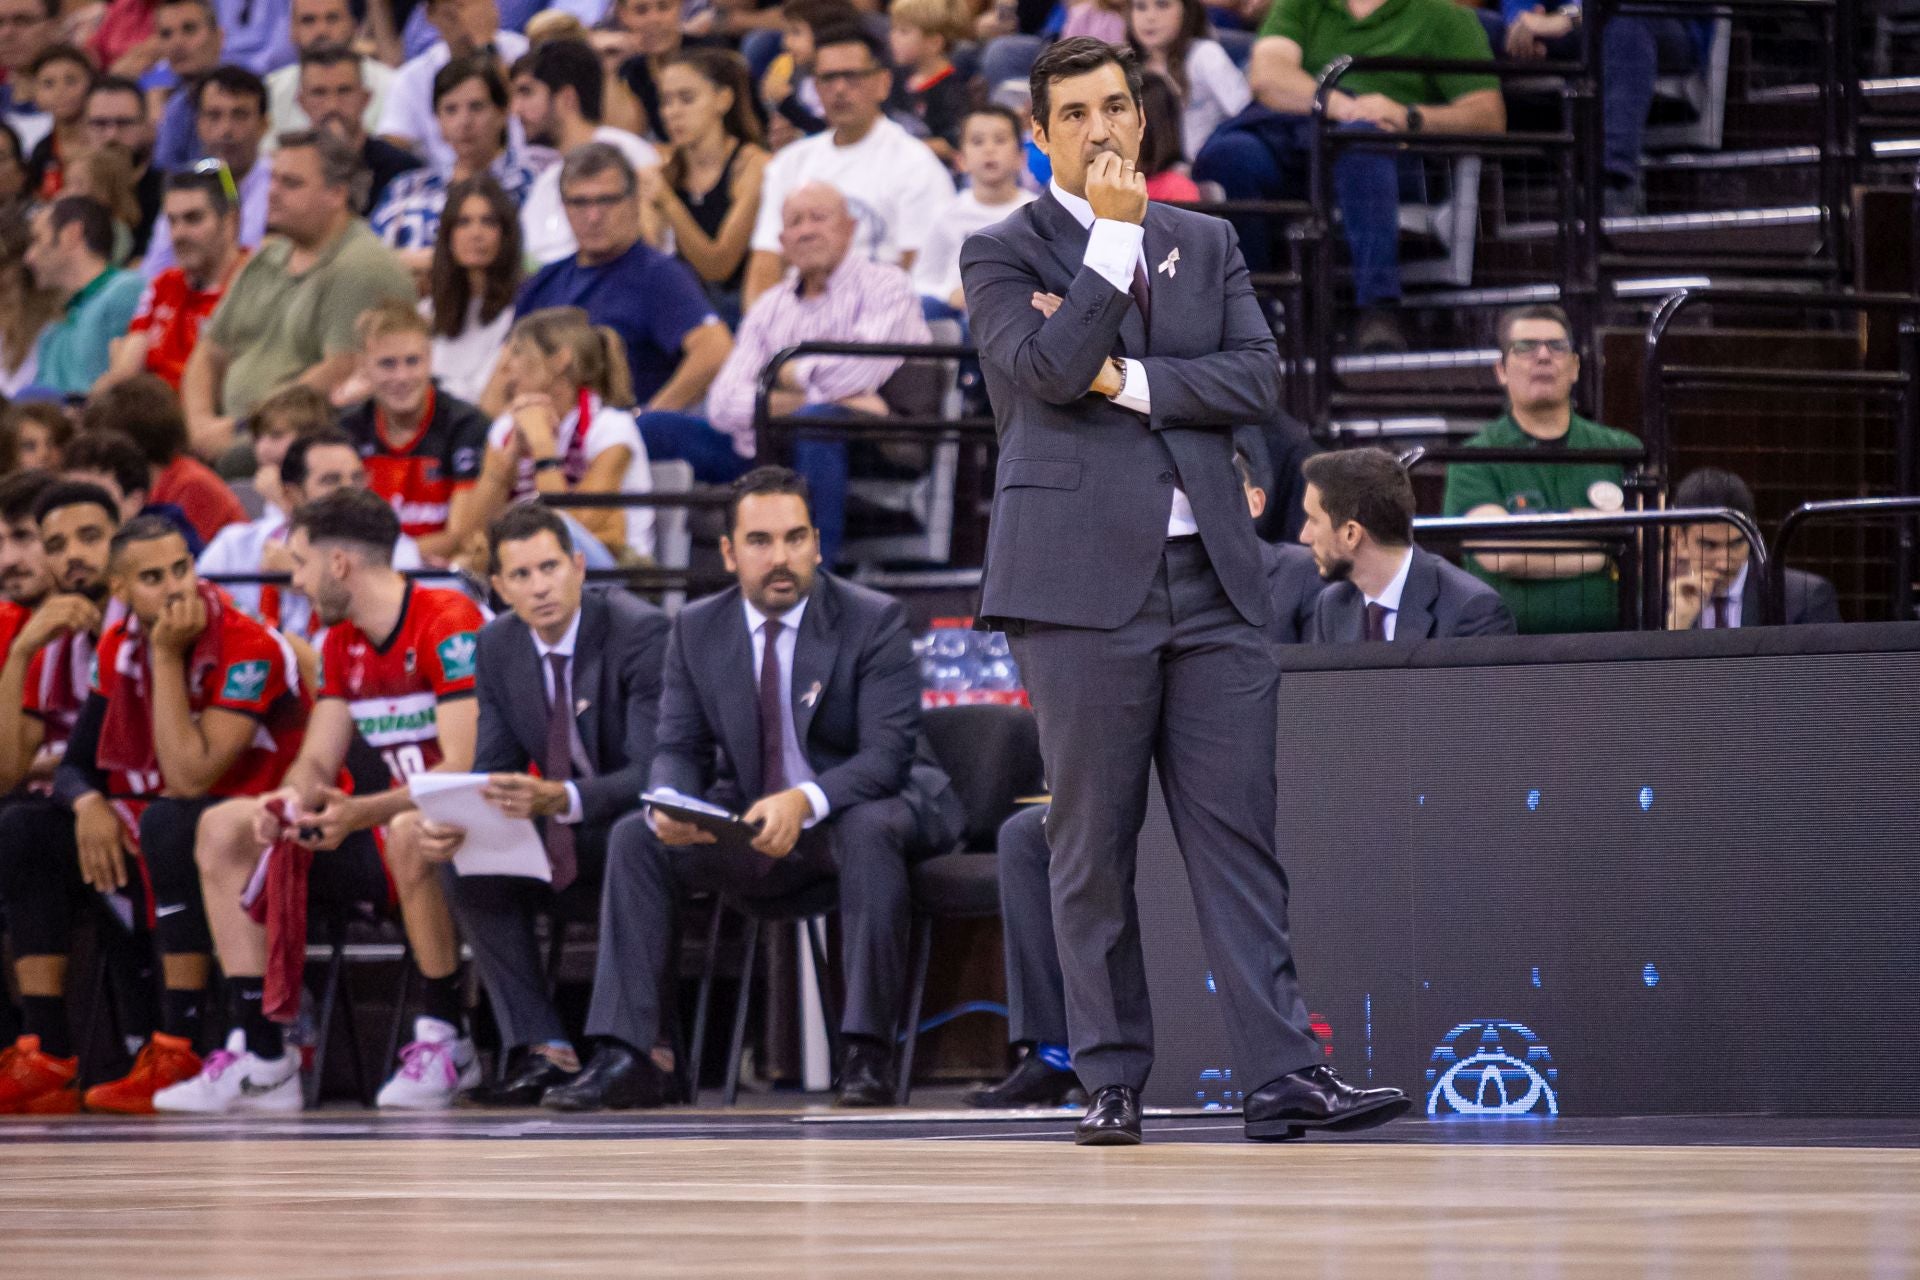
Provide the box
[913,105,1037,314]
[1139,72,1201,202]
[761,0,856,146]
[887,0,971,164]
[10,402,73,471]
[1129,0,1250,162]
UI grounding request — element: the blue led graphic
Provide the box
[1643,963,1660,988]
[1424,1019,1560,1118]
[1531,966,1541,989]
[1526,789,1542,812]
[1204,970,1216,994]
[1639,786,1655,812]
[1194,1066,1241,1109]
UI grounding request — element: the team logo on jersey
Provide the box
[221,659,271,702]
[453,447,479,474]
[436,632,478,681]
[404,648,417,676]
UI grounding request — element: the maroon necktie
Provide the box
[758,619,786,797]
[1364,602,1389,642]
[1711,596,1731,629]
[1129,259,1151,331]
[542,652,577,892]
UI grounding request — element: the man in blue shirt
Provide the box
[149,0,226,172]
[24,197,147,395]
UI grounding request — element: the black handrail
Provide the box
[751,341,996,459]
[1770,495,1920,623]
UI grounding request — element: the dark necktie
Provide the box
[542,652,577,892]
[1129,258,1151,331]
[1711,596,1731,629]
[1364,602,1389,642]
[758,618,786,797]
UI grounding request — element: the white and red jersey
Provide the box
[318,583,482,786]
[0,599,27,664]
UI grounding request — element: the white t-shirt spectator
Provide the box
[265,56,395,153]
[1179,39,1252,160]
[378,32,530,173]
[751,116,954,268]
[486,392,655,555]
[519,126,660,266]
[911,186,1037,304]
[426,296,514,406]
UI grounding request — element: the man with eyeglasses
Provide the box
[0,0,57,152]
[144,66,272,278]
[1442,303,1643,633]
[83,76,164,258]
[742,24,953,310]
[511,38,658,266]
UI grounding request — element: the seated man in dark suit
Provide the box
[543,466,945,1111]
[406,503,670,1106]
[1301,449,1517,644]
[1239,445,1325,646]
[1667,467,1841,629]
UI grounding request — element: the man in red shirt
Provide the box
[105,167,245,390]
[160,488,485,1112]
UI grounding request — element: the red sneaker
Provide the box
[0,1035,80,1114]
[83,1033,202,1115]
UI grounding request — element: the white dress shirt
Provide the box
[530,608,587,824]
[1363,547,1415,642]
[1698,560,1747,629]
[743,595,830,825]
[1048,180,1197,537]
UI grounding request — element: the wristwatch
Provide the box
[1405,105,1425,134]
[532,456,565,473]
[1106,356,1128,396]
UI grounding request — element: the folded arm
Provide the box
[961,230,1132,407]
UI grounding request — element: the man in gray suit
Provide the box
[1668,467,1842,629]
[959,37,1407,1144]
[544,466,949,1111]
[412,503,671,1107]
[1301,449,1518,644]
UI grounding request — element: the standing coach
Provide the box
[958,37,1408,1145]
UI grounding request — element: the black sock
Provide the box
[420,972,465,1031]
[226,976,283,1060]
[22,995,71,1058]
[162,987,203,1045]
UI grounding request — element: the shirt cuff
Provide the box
[559,782,583,825]
[1084,218,1144,295]
[799,781,830,828]
[1109,358,1151,414]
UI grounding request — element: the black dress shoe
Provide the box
[461,1052,578,1108]
[1242,1064,1410,1141]
[962,1053,1085,1109]
[1075,1084,1142,1146]
[833,1037,897,1108]
[542,1043,682,1112]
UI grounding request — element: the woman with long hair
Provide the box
[475,307,655,558]
[1128,0,1249,160]
[639,47,768,310]
[426,173,526,407]
[0,223,60,396]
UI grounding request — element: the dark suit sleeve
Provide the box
[814,599,920,813]
[1801,574,1842,625]
[960,227,1132,406]
[1454,588,1519,637]
[471,626,529,776]
[576,606,670,828]
[645,616,715,800]
[1139,223,1282,434]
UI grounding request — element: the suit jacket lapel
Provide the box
[571,596,606,770]
[1140,206,1181,353]
[1741,570,1760,625]
[790,582,837,753]
[1394,551,1438,643]
[715,598,761,798]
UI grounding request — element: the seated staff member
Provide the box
[6,515,307,1114]
[1667,466,1841,629]
[411,504,668,1106]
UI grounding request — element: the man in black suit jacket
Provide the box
[1669,467,1842,629]
[413,504,670,1106]
[1301,449,1517,644]
[544,467,946,1112]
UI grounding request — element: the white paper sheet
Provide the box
[409,772,551,882]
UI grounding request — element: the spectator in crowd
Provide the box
[911,105,1035,314]
[744,24,954,309]
[296,43,425,217]
[265,0,395,145]
[1193,0,1504,352]
[87,0,162,78]
[380,0,531,173]
[475,305,655,559]
[591,25,646,138]
[427,172,524,405]
[515,143,731,445]
[61,144,147,263]
[1129,0,1249,161]
[62,428,201,551]
[1667,466,1842,629]
[416,503,668,1107]
[711,182,930,565]
[149,0,225,172]
[103,167,244,391]
[10,401,71,469]
[0,220,59,395]
[1443,304,1641,634]
[1303,448,1514,642]
[0,0,58,148]
[0,118,31,217]
[512,39,659,265]
[1137,71,1198,200]
[83,76,164,257]
[23,43,92,199]
[0,468,54,619]
[23,196,148,395]
[80,374,245,541]
[613,0,721,142]
[235,381,331,512]
[759,0,846,144]
[210,0,295,78]
[145,66,273,277]
[157,489,483,1112]
[542,466,948,1111]
[887,0,969,162]
[638,47,767,313]
[372,55,543,272]
[181,129,415,453]
[338,300,494,564]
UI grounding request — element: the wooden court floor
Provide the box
[4,1114,1920,1279]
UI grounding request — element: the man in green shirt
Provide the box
[1192,0,1504,352]
[24,197,149,396]
[1442,304,1644,633]
[182,128,414,457]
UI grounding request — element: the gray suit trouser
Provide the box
[996,804,1068,1047]
[584,796,917,1053]
[1007,537,1323,1094]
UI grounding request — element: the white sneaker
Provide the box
[153,1030,304,1114]
[377,1017,480,1110]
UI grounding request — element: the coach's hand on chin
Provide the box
[1085,150,1147,225]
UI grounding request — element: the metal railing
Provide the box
[751,341,995,454]
[1770,493,1920,620]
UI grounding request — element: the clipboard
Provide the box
[641,788,767,861]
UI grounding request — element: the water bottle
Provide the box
[974,631,1020,691]
[924,628,975,692]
